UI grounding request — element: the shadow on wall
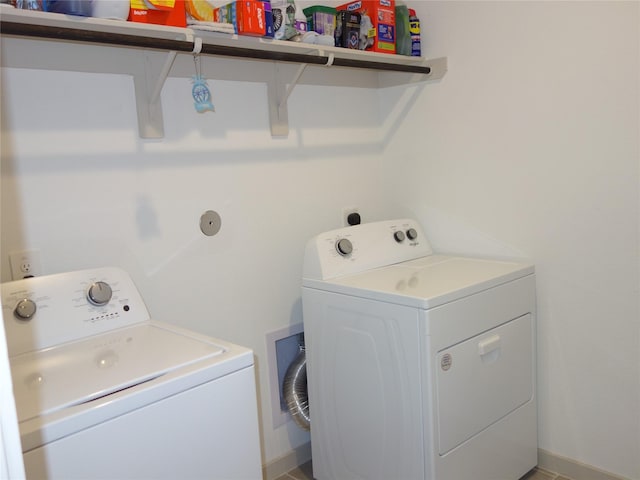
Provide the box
[409,206,529,261]
[0,74,28,282]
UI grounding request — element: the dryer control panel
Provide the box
[303,219,433,280]
[1,267,149,357]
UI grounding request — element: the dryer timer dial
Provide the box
[335,238,353,256]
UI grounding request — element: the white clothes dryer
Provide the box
[302,219,537,480]
[1,267,262,480]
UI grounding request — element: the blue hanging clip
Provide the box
[192,75,214,113]
[192,45,214,113]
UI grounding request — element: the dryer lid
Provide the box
[10,323,225,423]
[304,255,534,309]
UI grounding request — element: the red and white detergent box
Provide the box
[129,0,187,27]
[213,1,273,37]
[233,1,273,37]
[337,0,395,54]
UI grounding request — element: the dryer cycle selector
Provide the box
[87,281,113,306]
[394,231,406,243]
[406,228,418,241]
[14,298,37,320]
[335,238,353,256]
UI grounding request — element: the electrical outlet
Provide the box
[9,249,42,280]
[342,207,360,226]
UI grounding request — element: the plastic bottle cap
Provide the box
[409,8,416,16]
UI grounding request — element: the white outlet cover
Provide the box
[8,249,42,280]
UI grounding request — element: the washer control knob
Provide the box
[14,298,37,320]
[87,281,113,306]
[406,228,418,241]
[394,231,406,243]
[335,238,353,256]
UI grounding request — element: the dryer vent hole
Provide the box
[266,324,309,430]
[281,335,309,431]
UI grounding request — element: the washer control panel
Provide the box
[303,219,433,280]
[1,267,149,357]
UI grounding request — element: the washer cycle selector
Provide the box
[335,238,353,256]
[406,228,418,241]
[87,281,113,306]
[14,298,37,320]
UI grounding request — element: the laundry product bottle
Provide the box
[47,0,92,15]
[409,8,421,57]
[394,4,411,56]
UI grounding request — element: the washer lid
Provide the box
[304,255,534,309]
[10,323,225,423]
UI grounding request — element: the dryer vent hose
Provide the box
[282,344,310,431]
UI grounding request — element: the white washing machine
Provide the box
[302,219,537,480]
[1,267,262,480]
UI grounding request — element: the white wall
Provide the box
[381,2,639,479]
[0,57,396,465]
[1,1,639,478]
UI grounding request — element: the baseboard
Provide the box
[263,444,631,480]
[538,448,632,480]
[263,442,312,480]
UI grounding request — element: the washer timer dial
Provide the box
[14,298,37,320]
[87,281,113,306]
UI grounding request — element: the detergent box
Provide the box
[237,1,273,37]
[185,1,273,37]
[129,0,187,27]
[213,1,273,37]
[335,10,360,49]
[336,0,395,53]
[303,5,336,37]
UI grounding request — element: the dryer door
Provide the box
[435,313,533,455]
[303,288,425,480]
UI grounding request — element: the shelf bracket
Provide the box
[268,53,334,137]
[132,35,196,138]
[150,50,178,105]
[132,51,175,139]
[268,62,300,137]
[278,62,307,110]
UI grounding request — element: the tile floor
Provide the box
[275,461,573,480]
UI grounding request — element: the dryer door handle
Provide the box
[478,335,501,356]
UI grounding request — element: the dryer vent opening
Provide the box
[282,337,309,431]
[265,323,308,429]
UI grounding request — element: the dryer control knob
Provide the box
[14,298,36,320]
[394,231,406,243]
[87,281,113,306]
[335,238,353,256]
[406,228,418,241]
